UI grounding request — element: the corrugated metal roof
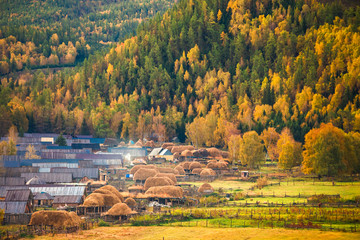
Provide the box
[149,148,162,156]
[0,202,27,214]
[33,163,78,168]
[92,159,123,166]
[159,149,172,156]
[75,153,123,160]
[0,186,29,198]
[34,192,54,200]
[51,168,98,179]
[53,195,82,204]
[4,161,20,168]
[0,177,26,186]
[29,186,86,196]
[71,143,100,150]
[5,189,31,202]
[21,173,72,183]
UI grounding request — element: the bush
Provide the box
[98,219,110,227]
[256,177,268,189]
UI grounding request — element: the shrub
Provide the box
[256,177,268,189]
[98,219,110,227]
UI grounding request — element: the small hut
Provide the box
[34,192,54,207]
[133,168,158,185]
[198,183,214,195]
[144,177,174,191]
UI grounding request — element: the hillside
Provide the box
[1,0,360,147]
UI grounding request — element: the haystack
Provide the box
[173,152,180,159]
[132,158,147,165]
[174,165,185,175]
[220,151,229,158]
[97,185,124,202]
[144,177,174,191]
[192,168,203,175]
[82,193,105,206]
[207,147,223,158]
[198,183,214,194]
[155,173,177,184]
[124,198,137,208]
[30,210,82,228]
[130,164,157,174]
[206,162,218,169]
[181,150,193,157]
[179,161,191,170]
[189,162,202,170]
[171,145,195,154]
[161,142,174,149]
[144,140,155,148]
[217,161,228,169]
[145,186,184,198]
[193,148,209,158]
[200,168,217,176]
[135,139,143,146]
[133,168,158,181]
[157,167,177,174]
[105,203,136,216]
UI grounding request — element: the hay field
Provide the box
[32,226,359,240]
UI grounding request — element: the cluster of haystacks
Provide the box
[200,168,217,176]
[192,148,210,158]
[174,165,185,175]
[133,168,158,182]
[130,164,157,174]
[144,177,174,191]
[30,210,82,228]
[104,203,137,216]
[155,173,177,184]
[157,167,178,175]
[198,183,214,194]
[206,160,228,170]
[171,145,195,154]
[83,185,123,206]
[162,142,175,150]
[207,148,223,158]
[189,162,202,170]
[144,140,155,148]
[145,186,184,198]
[192,168,203,175]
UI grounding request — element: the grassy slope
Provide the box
[33,226,360,240]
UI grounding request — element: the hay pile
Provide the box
[144,177,174,191]
[135,139,143,146]
[133,168,158,181]
[173,152,180,159]
[220,151,229,158]
[105,203,136,216]
[193,148,210,158]
[130,164,157,174]
[198,183,214,194]
[181,150,193,157]
[155,173,177,184]
[179,161,192,170]
[192,168,203,175]
[206,161,228,169]
[174,165,185,175]
[132,158,147,165]
[171,145,195,154]
[189,162,202,170]
[124,198,137,207]
[200,168,217,176]
[158,167,177,174]
[161,142,174,149]
[144,140,155,147]
[30,210,82,228]
[206,162,218,169]
[207,147,223,158]
[83,185,123,206]
[145,186,184,198]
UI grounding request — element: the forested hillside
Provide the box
[0,0,174,74]
[1,0,360,149]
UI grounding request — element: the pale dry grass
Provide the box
[31,226,360,240]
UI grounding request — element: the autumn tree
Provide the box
[260,127,280,163]
[239,131,265,169]
[25,144,41,159]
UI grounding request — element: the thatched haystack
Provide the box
[161,142,174,149]
[144,177,174,191]
[193,148,210,158]
[198,183,214,194]
[174,165,185,175]
[220,151,229,158]
[82,193,105,206]
[105,203,136,216]
[155,173,177,184]
[130,164,157,174]
[124,198,137,208]
[179,161,192,170]
[132,158,147,165]
[173,152,180,159]
[189,162,202,170]
[120,192,135,198]
[171,145,195,154]
[192,168,203,175]
[30,210,82,228]
[145,186,184,198]
[158,167,177,174]
[181,150,193,157]
[135,139,143,146]
[207,147,223,158]
[200,168,217,176]
[206,162,217,169]
[143,140,155,147]
[97,185,124,202]
[217,161,228,169]
[133,168,158,181]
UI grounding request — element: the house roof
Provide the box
[0,177,26,186]
[51,168,98,179]
[149,148,172,156]
[0,186,29,198]
[0,202,27,214]
[21,173,73,183]
[29,186,86,196]
[5,189,31,202]
[53,195,82,204]
[26,176,46,185]
[34,192,54,200]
